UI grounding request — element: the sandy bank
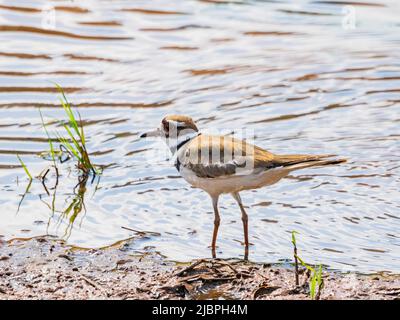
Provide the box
[0,236,399,300]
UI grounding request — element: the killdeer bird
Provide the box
[140,115,345,259]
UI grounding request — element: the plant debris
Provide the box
[1,237,399,300]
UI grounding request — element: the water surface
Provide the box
[0,0,399,273]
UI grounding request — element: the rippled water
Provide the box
[0,0,399,273]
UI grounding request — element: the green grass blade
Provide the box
[310,273,317,299]
[291,230,298,246]
[77,112,86,145]
[63,124,82,153]
[63,104,80,138]
[39,109,56,164]
[317,265,323,286]
[294,254,315,273]
[55,83,70,106]
[17,154,32,180]
[57,135,82,163]
[56,85,81,139]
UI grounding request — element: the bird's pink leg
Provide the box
[211,195,220,258]
[232,192,249,260]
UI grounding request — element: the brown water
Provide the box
[0,0,399,273]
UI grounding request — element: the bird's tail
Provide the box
[273,154,346,171]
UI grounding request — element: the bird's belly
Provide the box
[180,166,291,196]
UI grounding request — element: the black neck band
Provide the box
[176,133,201,152]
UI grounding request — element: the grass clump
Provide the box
[54,84,99,175]
[291,231,324,300]
[15,84,99,232]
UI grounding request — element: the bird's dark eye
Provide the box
[162,119,169,132]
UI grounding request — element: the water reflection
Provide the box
[15,162,93,241]
[57,174,89,239]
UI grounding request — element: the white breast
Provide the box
[179,165,291,197]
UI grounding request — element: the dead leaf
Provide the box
[253,285,280,299]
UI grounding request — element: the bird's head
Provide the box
[140,115,199,150]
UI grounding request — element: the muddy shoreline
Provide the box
[0,236,399,300]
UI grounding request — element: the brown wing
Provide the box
[180,135,276,178]
[179,134,344,178]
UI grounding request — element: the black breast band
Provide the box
[174,133,201,172]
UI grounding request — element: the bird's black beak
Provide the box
[140,128,161,138]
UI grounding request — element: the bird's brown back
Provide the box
[181,134,345,178]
